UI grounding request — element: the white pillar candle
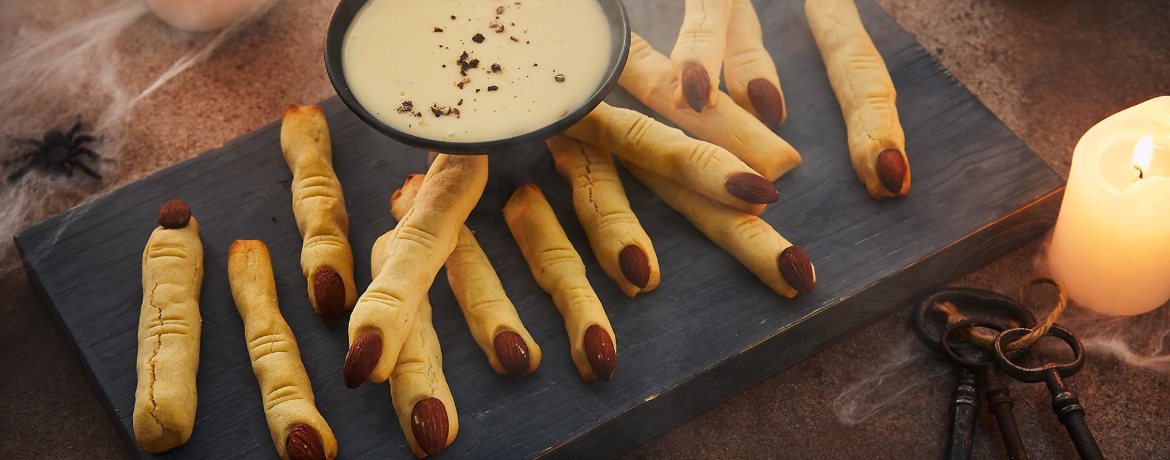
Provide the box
[1049,96,1170,316]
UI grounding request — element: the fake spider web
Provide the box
[0,0,273,276]
[831,243,1170,425]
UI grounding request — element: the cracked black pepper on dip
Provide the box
[341,0,611,141]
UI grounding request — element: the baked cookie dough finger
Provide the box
[806,0,910,198]
[671,0,733,112]
[723,0,787,128]
[133,199,203,453]
[371,231,459,458]
[503,184,616,382]
[391,175,541,379]
[623,162,816,298]
[281,104,356,319]
[228,240,339,460]
[389,299,458,458]
[547,134,661,297]
[564,102,777,215]
[345,154,488,387]
[621,33,800,181]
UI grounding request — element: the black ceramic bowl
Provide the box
[324,0,630,155]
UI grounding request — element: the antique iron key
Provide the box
[912,288,1035,460]
[942,320,1030,460]
[994,325,1103,460]
[941,367,980,460]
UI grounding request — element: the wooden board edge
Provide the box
[539,186,1064,459]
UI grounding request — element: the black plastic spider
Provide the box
[4,116,105,181]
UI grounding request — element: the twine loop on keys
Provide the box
[933,277,1068,354]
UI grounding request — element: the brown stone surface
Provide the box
[1,0,1168,459]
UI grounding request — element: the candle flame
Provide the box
[1133,136,1154,179]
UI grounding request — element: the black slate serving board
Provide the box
[16,0,1064,458]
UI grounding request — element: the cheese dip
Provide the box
[343,0,612,142]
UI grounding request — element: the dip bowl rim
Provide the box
[324,0,631,156]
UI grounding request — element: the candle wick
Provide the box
[1134,164,1145,180]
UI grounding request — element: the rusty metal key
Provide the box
[942,367,980,460]
[994,325,1103,460]
[912,288,1035,460]
[942,320,1030,460]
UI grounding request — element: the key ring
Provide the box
[993,325,1085,383]
[940,319,1010,369]
[913,288,1036,353]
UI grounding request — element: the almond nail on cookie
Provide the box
[344,154,488,387]
[564,102,777,215]
[133,199,202,453]
[391,173,542,379]
[723,0,788,128]
[370,226,459,458]
[621,33,801,181]
[806,0,910,198]
[280,104,356,319]
[547,134,661,297]
[503,184,617,382]
[671,0,733,112]
[227,240,339,460]
[623,162,816,298]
